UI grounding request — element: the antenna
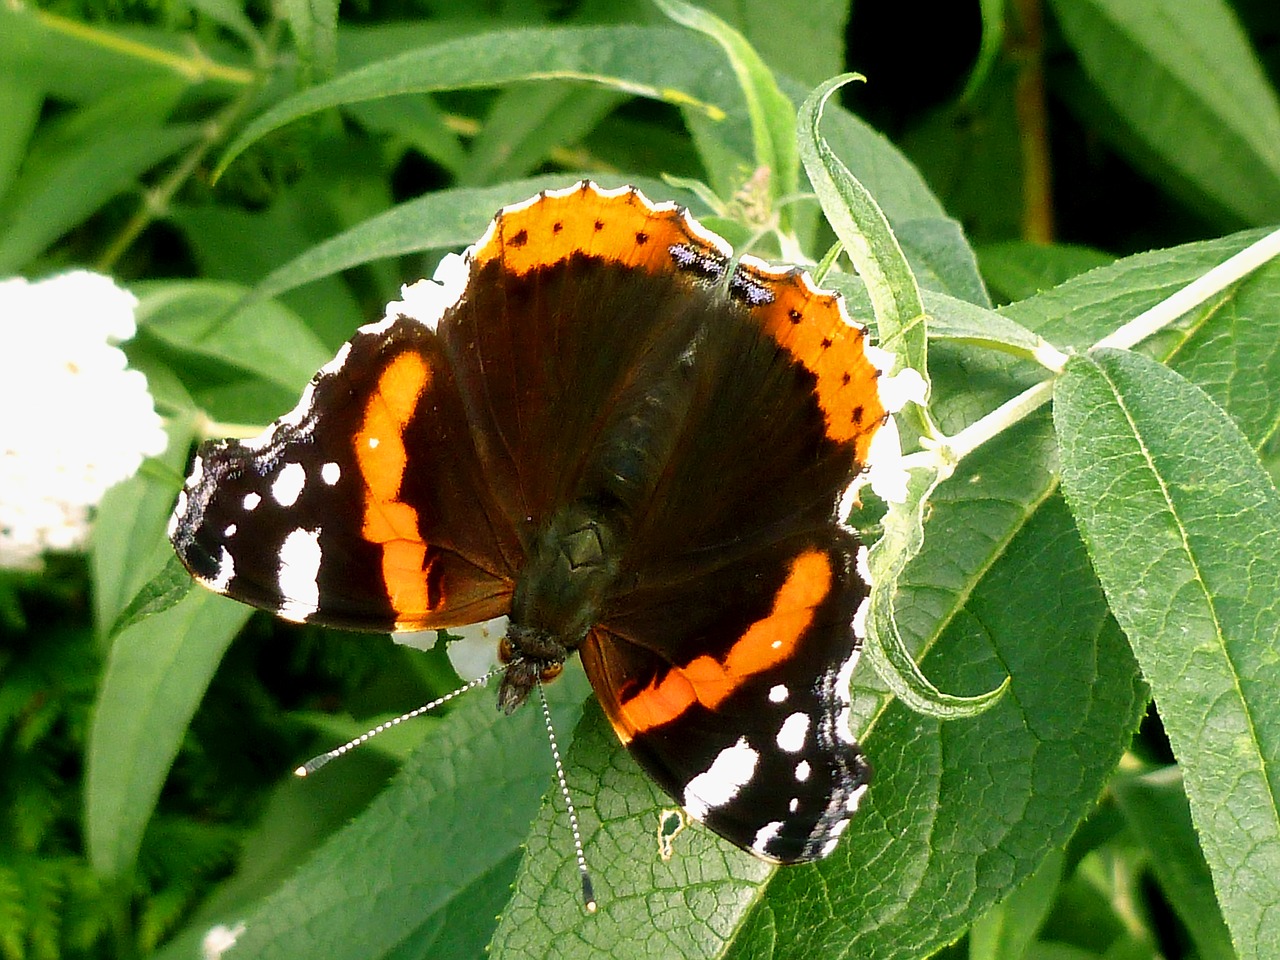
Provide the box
[295,667,501,777]
[537,681,597,913]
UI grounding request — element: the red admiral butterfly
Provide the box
[169,181,905,866]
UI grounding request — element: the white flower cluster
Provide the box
[0,271,168,570]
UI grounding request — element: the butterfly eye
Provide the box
[498,636,515,663]
[539,661,564,682]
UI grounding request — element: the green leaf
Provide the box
[798,75,929,383]
[107,555,192,639]
[1054,347,1280,960]
[216,26,730,178]
[90,417,195,636]
[459,85,625,187]
[655,0,799,202]
[282,0,339,82]
[693,0,848,88]
[489,702,773,957]
[133,280,331,396]
[969,849,1064,960]
[0,90,198,272]
[1111,767,1236,960]
[0,75,40,204]
[864,466,1010,720]
[1048,0,1280,224]
[246,174,697,306]
[922,289,1062,363]
[977,240,1115,303]
[86,589,253,877]
[220,669,590,960]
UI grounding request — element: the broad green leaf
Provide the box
[799,75,929,383]
[977,240,1115,303]
[216,26,731,178]
[219,669,590,960]
[489,703,773,958]
[921,289,1060,362]
[1054,348,1280,960]
[1111,767,1236,960]
[655,0,799,203]
[86,588,253,876]
[1048,0,1280,224]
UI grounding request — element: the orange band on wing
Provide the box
[740,264,887,462]
[355,351,436,616]
[471,182,727,279]
[615,549,834,739]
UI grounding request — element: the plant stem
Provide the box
[32,8,255,85]
[909,227,1280,471]
[1093,226,1280,351]
[96,84,260,272]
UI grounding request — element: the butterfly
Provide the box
[170,181,904,866]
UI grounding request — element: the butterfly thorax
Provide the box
[498,502,622,713]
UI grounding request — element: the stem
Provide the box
[1093,226,1280,351]
[909,227,1280,471]
[96,83,261,271]
[32,8,255,85]
[1010,0,1054,243]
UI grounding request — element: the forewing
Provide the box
[170,315,520,631]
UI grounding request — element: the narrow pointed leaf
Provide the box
[1055,347,1280,960]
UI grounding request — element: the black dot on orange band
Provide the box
[553,221,564,233]
[851,405,864,424]
[636,231,649,245]
[594,220,605,231]
[820,336,833,349]
[841,372,852,385]
[511,228,529,247]
[788,309,802,323]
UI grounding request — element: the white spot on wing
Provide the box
[683,738,758,822]
[271,462,306,507]
[320,462,341,485]
[224,523,237,537]
[768,684,789,703]
[276,528,322,622]
[204,546,235,593]
[242,492,261,511]
[795,760,811,781]
[789,797,799,812]
[752,821,784,855]
[777,712,810,753]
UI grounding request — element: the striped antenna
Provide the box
[295,667,502,777]
[537,681,597,913]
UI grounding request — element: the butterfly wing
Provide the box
[583,529,869,863]
[170,312,521,631]
[578,256,888,862]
